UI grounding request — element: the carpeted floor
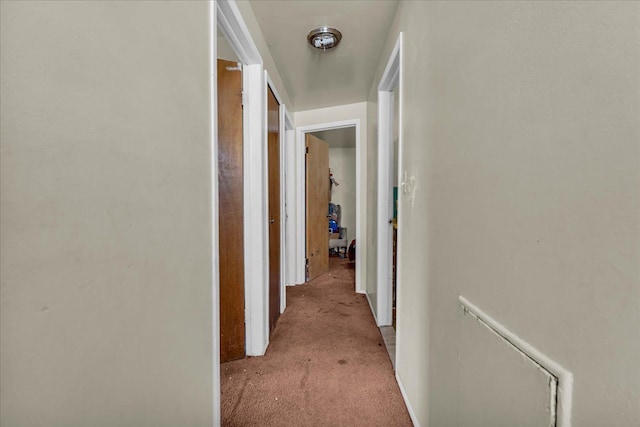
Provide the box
[221,256,413,426]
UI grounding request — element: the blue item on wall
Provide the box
[393,187,398,219]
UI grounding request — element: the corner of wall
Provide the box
[234,0,293,110]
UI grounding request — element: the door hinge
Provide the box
[241,91,247,106]
[305,147,309,154]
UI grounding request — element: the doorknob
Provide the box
[269,218,275,223]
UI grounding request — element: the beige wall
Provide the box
[0,1,213,426]
[218,35,240,62]
[370,1,640,425]
[294,101,367,129]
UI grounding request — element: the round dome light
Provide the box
[307,27,342,51]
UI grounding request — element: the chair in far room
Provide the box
[329,204,348,257]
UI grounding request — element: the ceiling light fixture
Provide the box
[307,26,342,51]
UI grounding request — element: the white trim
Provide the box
[285,110,294,131]
[216,0,261,65]
[209,3,220,425]
[295,119,364,294]
[265,73,287,313]
[242,67,268,356]
[459,296,573,427]
[279,101,286,314]
[395,371,421,427]
[284,128,297,287]
[264,72,287,315]
[282,104,295,289]
[217,0,268,356]
[378,34,402,91]
[354,121,363,295]
[243,64,268,356]
[376,33,403,327]
[295,128,306,284]
[376,91,394,326]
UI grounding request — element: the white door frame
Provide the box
[295,119,365,294]
[216,0,270,357]
[265,72,290,314]
[376,33,403,326]
[209,2,220,424]
[284,113,297,290]
[214,1,291,423]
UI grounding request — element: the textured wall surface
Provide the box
[369,1,640,425]
[1,2,213,425]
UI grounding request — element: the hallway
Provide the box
[221,257,412,426]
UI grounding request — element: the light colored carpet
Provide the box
[221,256,413,426]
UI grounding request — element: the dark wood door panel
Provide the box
[218,58,244,362]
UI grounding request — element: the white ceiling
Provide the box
[249,0,399,112]
[311,127,356,148]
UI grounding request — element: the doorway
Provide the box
[376,33,403,369]
[217,1,282,358]
[267,85,281,333]
[311,127,357,266]
[295,120,364,294]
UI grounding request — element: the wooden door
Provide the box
[218,59,244,362]
[267,87,281,333]
[305,134,329,281]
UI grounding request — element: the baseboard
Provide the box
[395,371,421,427]
[365,292,378,325]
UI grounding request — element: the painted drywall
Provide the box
[294,101,367,129]
[295,102,369,293]
[312,127,355,148]
[369,1,640,426]
[393,90,400,188]
[218,35,240,62]
[329,148,357,237]
[0,2,213,426]
[236,0,292,109]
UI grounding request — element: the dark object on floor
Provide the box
[348,239,356,261]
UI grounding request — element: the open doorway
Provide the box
[377,33,403,368]
[312,128,356,263]
[303,127,356,282]
[295,120,364,294]
[266,83,281,333]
